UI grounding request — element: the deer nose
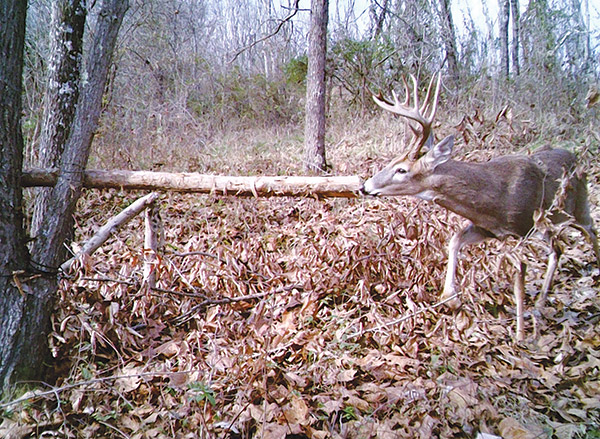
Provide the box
[360,179,379,196]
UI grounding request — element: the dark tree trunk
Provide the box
[0,0,39,389]
[499,0,510,78]
[31,0,87,238]
[303,0,329,174]
[0,0,129,391]
[31,0,129,269]
[370,0,388,40]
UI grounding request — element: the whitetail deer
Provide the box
[362,73,600,339]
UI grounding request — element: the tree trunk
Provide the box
[31,0,129,269]
[0,0,42,389]
[303,0,329,174]
[439,0,459,83]
[499,0,510,78]
[0,0,128,391]
[510,0,520,76]
[370,0,388,40]
[30,0,87,238]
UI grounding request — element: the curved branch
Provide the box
[229,0,302,64]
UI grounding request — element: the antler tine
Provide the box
[408,74,420,114]
[372,74,427,126]
[372,72,442,158]
[401,75,411,107]
[420,72,441,123]
[373,88,406,113]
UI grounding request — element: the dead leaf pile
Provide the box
[2,112,600,438]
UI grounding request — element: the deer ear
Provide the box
[423,135,454,169]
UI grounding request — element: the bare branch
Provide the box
[60,192,160,273]
[229,0,301,64]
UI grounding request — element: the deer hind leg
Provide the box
[536,178,598,310]
[441,223,492,306]
[576,222,600,267]
[573,178,600,266]
[537,233,562,309]
[513,260,526,341]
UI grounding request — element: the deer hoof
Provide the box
[440,288,462,310]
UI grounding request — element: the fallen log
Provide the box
[22,168,362,198]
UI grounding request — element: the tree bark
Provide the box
[303,0,329,174]
[499,0,510,78]
[439,0,459,83]
[0,0,128,390]
[31,0,129,269]
[31,0,87,238]
[0,0,41,389]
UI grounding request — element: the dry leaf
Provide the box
[283,396,310,425]
[155,339,180,357]
[498,418,539,439]
[116,365,143,393]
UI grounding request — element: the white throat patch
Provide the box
[415,190,436,201]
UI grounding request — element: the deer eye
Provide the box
[395,167,408,175]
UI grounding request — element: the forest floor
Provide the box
[2,107,600,438]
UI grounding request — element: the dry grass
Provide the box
[3,103,600,438]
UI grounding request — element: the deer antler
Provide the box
[373,72,441,159]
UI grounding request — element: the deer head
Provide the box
[362,73,446,198]
[362,134,455,199]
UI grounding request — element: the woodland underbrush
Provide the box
[3,101,600,438]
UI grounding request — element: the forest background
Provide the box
[22,0,600,174]
[3,0,600,437]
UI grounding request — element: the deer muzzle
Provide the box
[360,178,381,196]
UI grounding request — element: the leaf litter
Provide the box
[2,117,600,438]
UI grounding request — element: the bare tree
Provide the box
[499,0,510,78]
[0,0,129,389]
[510,0,520,76]
[304,0,329,173]
[498,0,521,78]
[370,0,388,40]
[439,0,459,82]
[32,0,129,268]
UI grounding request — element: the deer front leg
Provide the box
[577,223,600,267]
[441,223,491,305]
